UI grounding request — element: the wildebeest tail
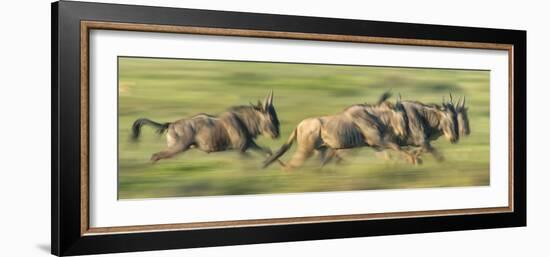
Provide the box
[262,128,297,168]
[131,118,170,141]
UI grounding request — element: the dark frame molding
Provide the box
[52,1,526,256]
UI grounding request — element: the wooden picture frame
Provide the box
[52,1,526,256]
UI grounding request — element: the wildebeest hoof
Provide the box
[150,153,162,163]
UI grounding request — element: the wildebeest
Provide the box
[330,95,467,165]
[334,94,467,164]
[131,90,280,163]
[397,95,461,162]
[263,92,418,170]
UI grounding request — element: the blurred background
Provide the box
[118,57,489,199]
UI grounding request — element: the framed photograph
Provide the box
[52,1,526,256]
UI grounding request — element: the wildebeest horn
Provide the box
[461,96,466,108]
[397,93,402,103]
[449,93,454,105]
[456,96,462,109]
[263,89,273,111]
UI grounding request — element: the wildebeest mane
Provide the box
[401,100,456,145]
[226,105,263,138]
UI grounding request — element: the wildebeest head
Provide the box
[438,95,459,143]
[252,90,280,139]
[456,96,470,137]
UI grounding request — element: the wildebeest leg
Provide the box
[421,143,444,162]
[405,147,424,165]
[247,141,286,167]
[333,149,348,164]
[385,142,419,164]
[319,147,337,167]
[238,151,253,159]
[355,122,417,165]
[281,118,321,170]
[150,139,192,163]
[286,134,318,170]
[374,148,392,161]
[319,148,347,166]
[286,148,313,170]
[246,141,272,156]
[370,139,418,165]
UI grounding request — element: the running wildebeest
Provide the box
[329,94,467,165]
[131,90,281,163]
[263,92,418,170]
[330,94,467,164]
[398,94,461,162]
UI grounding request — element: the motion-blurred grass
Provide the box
[118,57,490,199]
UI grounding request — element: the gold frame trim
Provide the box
[80,21,514,236]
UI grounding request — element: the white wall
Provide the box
[0,0,547,256]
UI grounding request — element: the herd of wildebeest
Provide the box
[131,90,470,170]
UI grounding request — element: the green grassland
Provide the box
[118,57,490,199]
